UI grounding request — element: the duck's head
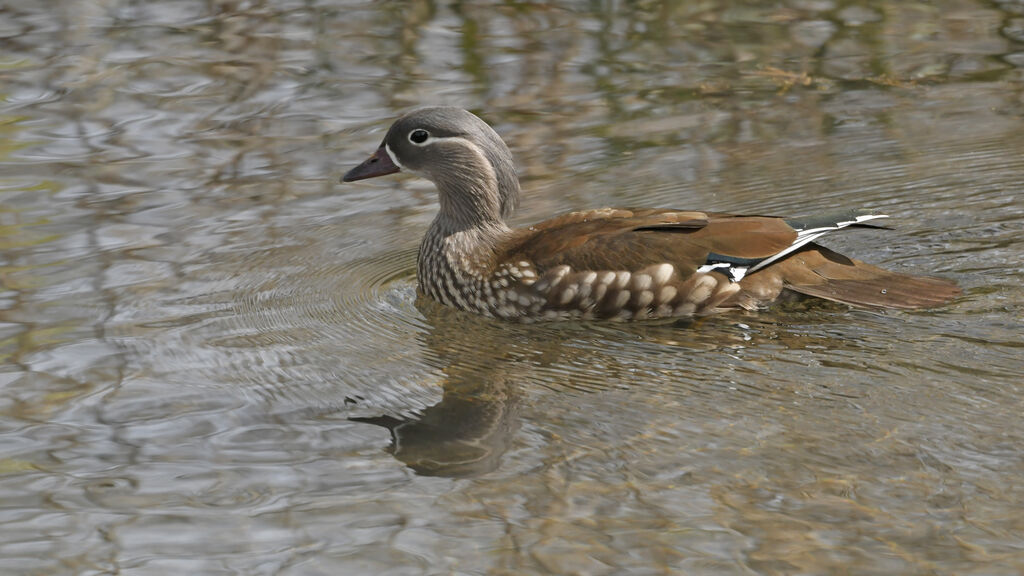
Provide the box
[343,107,520,228]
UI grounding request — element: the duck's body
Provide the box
[343,107,960,321]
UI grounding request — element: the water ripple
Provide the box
[109,213,442,419]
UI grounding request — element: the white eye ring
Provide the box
[408,129,431,145]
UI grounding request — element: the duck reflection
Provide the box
[352,297,527,478]
[352,287,884,478]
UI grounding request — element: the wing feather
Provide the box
[503,208,799,277]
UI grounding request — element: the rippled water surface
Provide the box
[2,1,1023,574]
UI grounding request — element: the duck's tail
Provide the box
[771,245,961,310]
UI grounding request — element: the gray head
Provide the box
[343,107,520,230]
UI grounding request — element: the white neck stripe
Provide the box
[384,143,404,169]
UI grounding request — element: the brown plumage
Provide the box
[342,107,960,321]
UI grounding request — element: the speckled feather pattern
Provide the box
[417,209,768,322]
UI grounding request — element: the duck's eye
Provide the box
[409,129,430,144]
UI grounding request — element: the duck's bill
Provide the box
[342,146,400,182]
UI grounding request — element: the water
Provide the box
[1,0,1023,574]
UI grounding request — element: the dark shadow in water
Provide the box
[351,385,517,478]
[352,297,524,478]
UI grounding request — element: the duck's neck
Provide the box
[430,140,517,229]
[417,173,516,312]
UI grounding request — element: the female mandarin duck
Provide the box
[343,107,960,321]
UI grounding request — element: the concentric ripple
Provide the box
[108,212,445,419]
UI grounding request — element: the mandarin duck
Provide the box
[343,107,960,321]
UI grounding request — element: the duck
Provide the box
[342,107,960,322]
